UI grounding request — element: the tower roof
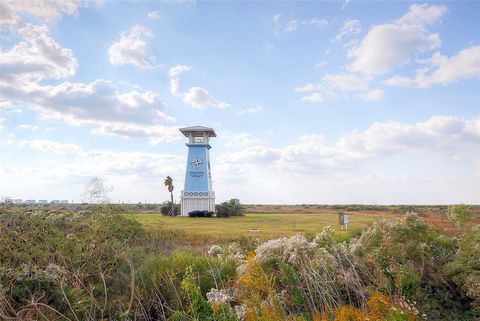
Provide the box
[179,126,217,137]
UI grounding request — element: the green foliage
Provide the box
[352,213,471,320]
[1,206,479,320]
[180,266,215,319]
[446,225,480,308]
[448,204,472,228]
[216,198,245,217]
[0,207,237,320]
[160,200,180,216]
[188,210,214,217]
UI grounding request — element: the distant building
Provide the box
[24,200,36,204]
[38,200,48,204]
[12,199,23,204]
[51,200,60,204]
[60,200,68,204]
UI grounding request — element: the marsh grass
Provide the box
[131,212,386,243]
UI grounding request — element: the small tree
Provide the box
[83,177,112,204]
[226,198,245,216]
[160,201,180,216]
[216,198,245,218]
[448,205,471,228]
[164,176,176,216]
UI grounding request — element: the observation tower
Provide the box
[179,126,216,216]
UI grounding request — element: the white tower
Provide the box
[179,126,216,216]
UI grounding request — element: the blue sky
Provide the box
[1,0,479,204]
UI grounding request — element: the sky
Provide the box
[0,0,479,204]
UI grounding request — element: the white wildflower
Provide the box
[284,234,316,265]
[206,288,234,304]
[255,237,287,263]
[313,226,335,248]
[234,304,247,320]
[236,264,247,276]
[207,245,223,257]
[44,264,65,280]
[226,242,246,262]
[255,234,316,265]
[228,242,242,254]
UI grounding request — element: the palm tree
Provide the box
[227,198,245,216]
[164,176,175,216]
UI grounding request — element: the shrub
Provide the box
[351,213,468,320]
[447,204,471,228]
[216,199,245,218]
[161,201,180,216]
[446,225,480,308]
[0,207,148,319]
[315,292,419,321]
[188,210,214,217]
[137,251,238,315]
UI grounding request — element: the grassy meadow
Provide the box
[131,211,397,242]
[131,203,474,245]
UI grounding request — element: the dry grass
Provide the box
[131,205,480,243]
[130,211,398,242]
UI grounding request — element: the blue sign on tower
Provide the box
[179,126,216,216]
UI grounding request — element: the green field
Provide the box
[131,211,396,242]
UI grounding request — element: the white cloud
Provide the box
[272,13,282,36]
[220,131,263,147]
[0,23,78,82]
[169,64,191,77]
[348,4,446,75]
[18,124,41,131]
[285,20,298,32]
[323,73,369,92]
[168,64,191,96]
[0,1,20,27]
[359,88,384,101]
[337,115,480,157]
[13,139,185,181]
[295,73,383,103]
[273,14,327,34]
[182,87,230,109]
[0,0,85,26]
[285,18,327,32]
[333,19,361,43]
[219,115,480,174]
[20,139,84,155]
[219,145,280,165]
[309,18,328,28]
[384,75,414,87]
[397,3,448,25]
[386,45,480,88]
[108,25,155,69]
[1,79,179,143]
[237,105,263,115]
[168,65,230,109]
[147,10,160,21]
[300,92,330,103]
[0,22,179,143]
[314,61,327,69]
[340,0,350,10]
